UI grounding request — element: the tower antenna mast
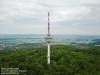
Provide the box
[45,12,52,64]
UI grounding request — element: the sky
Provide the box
[0,0,100,35]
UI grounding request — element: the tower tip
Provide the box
[48,12,49,16]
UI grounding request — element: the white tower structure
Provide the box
[45,12,52,64]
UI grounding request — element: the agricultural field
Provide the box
[0,34,100,50]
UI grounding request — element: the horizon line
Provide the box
[0,34,100,36]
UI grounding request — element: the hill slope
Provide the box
[0,45,100,75]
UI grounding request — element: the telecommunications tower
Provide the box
[45,12,52,64]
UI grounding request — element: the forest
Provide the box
[0,45,100,75]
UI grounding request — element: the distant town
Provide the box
[0,34,100,50]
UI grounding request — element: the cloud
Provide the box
[0,0,100,35]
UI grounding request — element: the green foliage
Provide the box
[0,45,100,75]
